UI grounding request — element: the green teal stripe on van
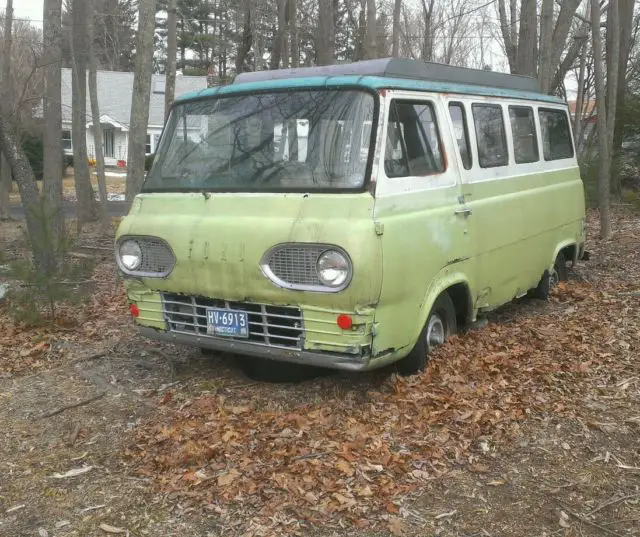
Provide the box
[176,75,565,105]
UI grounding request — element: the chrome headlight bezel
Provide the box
[260,243,353,293]
[115,235,176,278]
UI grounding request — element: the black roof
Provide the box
[233,57,541,93]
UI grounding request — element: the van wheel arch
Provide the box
[395,282,473,376]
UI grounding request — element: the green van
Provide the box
[115,58,586,375]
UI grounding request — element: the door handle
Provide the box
[455,206,472,217]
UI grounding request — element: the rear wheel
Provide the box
[529,251,568,300]
[395,293,457,376]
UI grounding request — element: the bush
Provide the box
[63,154,74,169]
[20,134,44,181]
[145,153,155,172]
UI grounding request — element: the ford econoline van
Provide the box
[115,58,586,375]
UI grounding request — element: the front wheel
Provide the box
[395,293,457,376]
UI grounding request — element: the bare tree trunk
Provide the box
[87,0,108,229]
[42,0,64,243]
[538,0,554,91]
[235,0,252,74]
[165,0,177,119]
[289,0,299,68]
[271,0,287,69]
[606,0,620,196]
[0,0,14,221]
[71,0,98,227]
[574,10,589,144]
[516,0,537,77]
[0,118,57,271]
[0,156,9,220]
[509,0,518,51]
[591,0,610,240]
[498,0,517,72]
[317,0,335,65]
[125,0,157,202]
[392,0,402,58]
[612,0,635,154]
[421,0,435,62]
[363,0,377,60]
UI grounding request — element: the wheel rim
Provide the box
[426,314,446,352]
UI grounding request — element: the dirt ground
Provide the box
[0,209,639,537]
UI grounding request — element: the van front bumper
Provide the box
[138,326,398,371]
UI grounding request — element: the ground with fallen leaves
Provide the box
[0,208,638,537]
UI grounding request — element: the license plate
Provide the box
[206,308,249,338]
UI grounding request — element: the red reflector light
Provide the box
[337,314,353,330]
[130,304,140,318]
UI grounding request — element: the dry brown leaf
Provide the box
[218,468,241,487]
[355,485,373,497]
[336,459,354,477]
[99,523,126,534]
[388,516,407,536]
[332,492,356,507]
[230,406,251,414]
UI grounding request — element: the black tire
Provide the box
[529,251,568,300]
[395,293,457,376]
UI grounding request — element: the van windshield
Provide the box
[144,89,375,193]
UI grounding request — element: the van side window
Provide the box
[448,103,472,170]
[384,100,444,178]
[472,104,508,168]
[509,106,539,164]
[539,108,574,160]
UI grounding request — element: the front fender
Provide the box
[415,268,474,338]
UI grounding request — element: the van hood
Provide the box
[116,192,382,310]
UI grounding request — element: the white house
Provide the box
[61,68,208,167]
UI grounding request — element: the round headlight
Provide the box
[119,240,142,271]
[317,250,351,287]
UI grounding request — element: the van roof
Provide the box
[235,58,539,92]
[176,58,565,106]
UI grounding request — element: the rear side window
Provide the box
[539,108,574,160]
[509,106,539,164]
[472,104,508,168]
[384,100,444,178]
[448,102,472,170]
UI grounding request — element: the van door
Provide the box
[448,98,537,309]
[371,91,476,356]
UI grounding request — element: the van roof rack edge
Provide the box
[233,57,541,94]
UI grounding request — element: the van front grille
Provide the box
[161,293,304,349]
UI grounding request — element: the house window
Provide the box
[384,100,444,178]
[472,104,509,168]
[145,134,152,154]
[539,108,574,160]
[62,130,72,151]
[509,106,539,164]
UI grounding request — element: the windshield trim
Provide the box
[141,85,380,195]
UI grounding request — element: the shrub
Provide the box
[21,134,44,181]
[145,153,155,172]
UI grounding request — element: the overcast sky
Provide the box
[14,0,43,26]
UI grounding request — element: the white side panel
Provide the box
[373,89,463,204]
[440,96,578,186]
